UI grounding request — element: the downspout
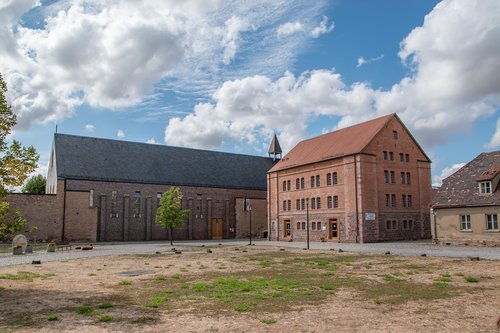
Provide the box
[276,174,280,241]
[433,209,438,242]
[354,155,360,243]
[62,178,67,241]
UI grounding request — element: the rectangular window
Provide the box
[486,214,498,230]
[297,222,301,230]
[302,222,306,230]
[316,175,321,187]
[392,130,398,139]
[408,220,413,229]
[282,181,286,191]
[296,199,300,210]
[383,151,388,160]
[287,180,291,191]
[301,177,305,189]
[296,178,300,190]
[403,220,408,230]
[401,172,406,184]
[405,154,410,162]
[311,176,315,188]
[301,198,305,210]
[402,194,407,208]
[283,200,287,211]
[385,194,390,207]
[327,173,332,186]
[407,195,412,207]
[385,220,391,230]
[399,153,404,162]
[406,172,411,185]
[327,196,332,209]
[480,181,492,194]
[389,152,394,160]
[333,172,338,184]
[384,170,390,184]
[111,190,118,218]
[392,220,398,229]
[316,197,321,209]
[460,215,471,230]
[390,171,395,184]
[333,195,339,208]
[287,200,291,211]
[311,197,316,209]
[133,191,141,218]
[391,194,396,207]
[312,222,316,230]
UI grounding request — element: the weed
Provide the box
[464,276,479,283]
[154,275,167,282]
[261,318,277,324]
[0,285,4,291]
[88,273,96,277]
[383,274,397,282]
[434,281,448,288]
[180,268,188,273]
[0,271,55,282]
[455,272,464,277]
[180,283,188,289]
[171,273,181,279]
[373,298,382,305]
[99,315,112,322]
[260,260,271,268]
[76,306,95,316]
[47,315,58,321]
[164,289,174,294]
[98,301,113,309]
[198,265,208,269]
[119,279,132,285]
[235,303,254,312]
[320,285,334,291]
[193,283,209,292]
[146,295,169,308]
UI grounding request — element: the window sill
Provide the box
[485,229,499,233]
[460,230,472,233]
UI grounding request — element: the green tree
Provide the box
[155,187,189,245]
[22,174,46,194]
[0,73,39,241]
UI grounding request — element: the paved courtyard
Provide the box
[1,239,499,267]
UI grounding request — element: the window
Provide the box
[283,200,287,211]
[386,220,391,230]
[460,215,471,230]
[405,154,410,162]
[282,181,286,191]
[403,220,408,230]
[316,175,321,187]
[406,172,411,184]
[302,222,306,230]
[312,222,316,230]
[486,214,498,230]
[297,222,301,230]
[391,194,396,207]
[333,196,339,208]
[287,180,291,191]
[401,172,406,184]
[89,189,94,207]
[407,195,412,207]
[287,200,291,211]
[311,198,316,209]
[133,191,141,218]
[311,176,315,188]
[301,198,305,210]
[384,170,390,184]
[399,153,404,162]
[327,173,332,186]
[392,220,398,229]
[389,152,394,160]
[333,172,338,184]
[383,151,388,160]
[327,196,332,208]
[402,194,407,208]
[479,181,492,194]
[408,220,413,229]
[316,197,321,209]
[111,191,118,218]
[296,199,300,210]
[385,194,390,207]
[392,130,398,139]
[301,177,305,189]
[296,178,300,190]
[390,171,395,184]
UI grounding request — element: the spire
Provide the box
[268,133,282,160]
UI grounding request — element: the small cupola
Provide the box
[268,133,282,160]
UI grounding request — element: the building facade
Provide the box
[268,114,432,243]
[7,134,275,242]
[431,151,500,246]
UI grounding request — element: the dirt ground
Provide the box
[0,244,499,333]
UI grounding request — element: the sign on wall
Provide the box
[365,212,376,221]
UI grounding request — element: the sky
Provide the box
[1,0,499,187]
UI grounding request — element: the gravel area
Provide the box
[1,239,499,267]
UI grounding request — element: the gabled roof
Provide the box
[432,151,500,208]
[53,134,276,190]
[269,114,394,172]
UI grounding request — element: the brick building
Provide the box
[8,134,276,242]
[431,151,500,246]
[267,114,432,243]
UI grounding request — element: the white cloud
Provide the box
[85,124,95,132]
[146,138,157,144]
[356,54,384,68]
[221,16,253,65]
[277,21,304,38]
[117,130,125,139]
[165,0,500,155]
[485,118,500,148]
[432,163,465,187]
[310,16,334,38]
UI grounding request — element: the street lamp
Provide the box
[249,205,252,245]
[306,197,310,250]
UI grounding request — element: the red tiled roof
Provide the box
[476,164,500,181]
[269,114,394,172]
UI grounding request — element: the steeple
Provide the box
[268,133,282,160]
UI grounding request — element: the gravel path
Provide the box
[1,239,499,267]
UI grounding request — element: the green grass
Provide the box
[76,306,95,316]
[99,315,112,322]
[0,271,55,282]
[235,302,254,312]
[260,260,271,267]
[464,276,479,283]
[383,274,398,282]
[47,315,58,321]
[146,295,169,308]
[0,285,4,291]
[261,318,277,324]
[88,273,97,277]
[98,301,113,309]
[154,275,167,282]
[118,279,132,285]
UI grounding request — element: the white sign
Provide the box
[365,212,376,221]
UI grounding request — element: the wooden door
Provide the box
[212,218,223,240]
[284,220,291,238]
[329,219,339,240]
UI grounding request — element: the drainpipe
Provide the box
[61,179,67,242]
[354,154,360,243]
[432,209,438,242]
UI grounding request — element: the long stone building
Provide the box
[267,114,432,243]
[7,134,276,242]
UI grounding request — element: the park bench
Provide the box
[54,241,72,251]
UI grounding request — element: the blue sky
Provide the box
[1,0,499,186]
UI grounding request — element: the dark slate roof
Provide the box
[431,151,500,208]
[54,134,276,190]
[268,134,282,154]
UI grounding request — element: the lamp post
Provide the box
[249,205,252,245]
[306,198,310,250]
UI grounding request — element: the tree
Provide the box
[22,174,46,194]
[0,72,39,241]
[155,187,189,246]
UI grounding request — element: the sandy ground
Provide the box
[0,244,499,333]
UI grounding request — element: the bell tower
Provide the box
[268,133,282,160]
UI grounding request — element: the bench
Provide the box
[54,242,71,251]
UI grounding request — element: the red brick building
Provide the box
[267,114,432,243]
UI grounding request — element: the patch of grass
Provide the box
[434,281,448,288]
[88,273,96,276]
[193,283,209,292]
[163,289,174,294]
[464,276,479,283]
[76,306,95,316]
[198,265,208,269]
[146,295,169,308]
[373,298,382,304]
[47,315,58,321]
[171,273,181,279]
[320,284,334,291]
[180,283,188,289]
[0,285,4,291]
[260,260,271,268]
[261,318,277,324]
[98,301,113,309]
[0,271,55,282]
[118,279,132,285]
[235,302,254,312]
[154,275,167,282]
[99,315,112,322]
[180,268,188,273]
[383,274,398,282]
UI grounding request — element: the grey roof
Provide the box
[54,134,276,190]
[268,134,282,154]
[431,151,500,208]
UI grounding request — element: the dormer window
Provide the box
[479,181,492,194]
